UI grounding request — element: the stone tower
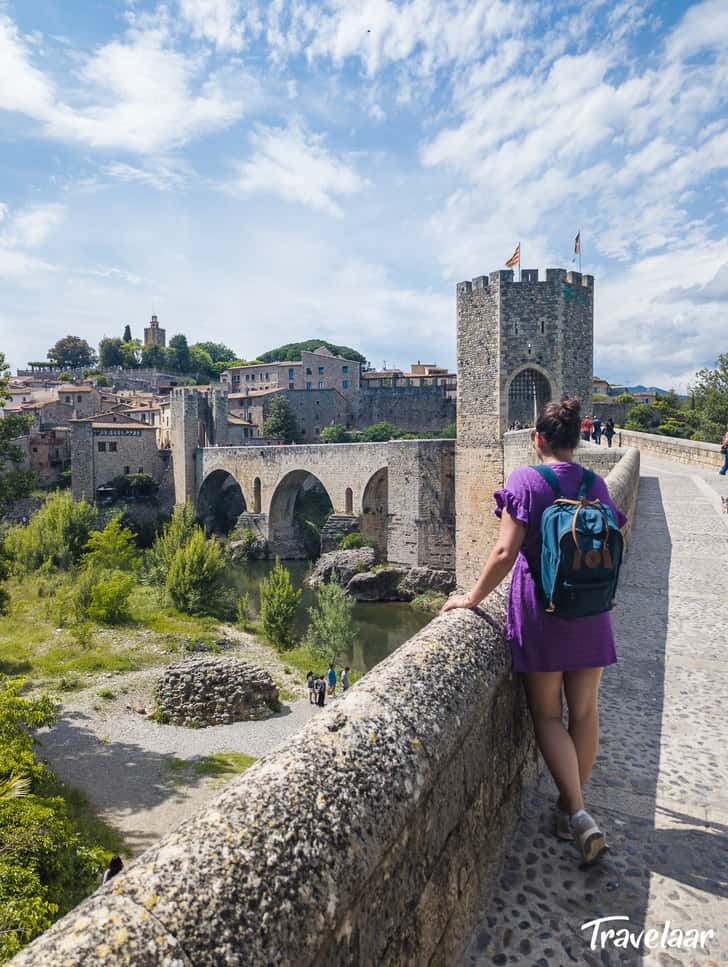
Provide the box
[144,314,166,348]
[455,267,594,585]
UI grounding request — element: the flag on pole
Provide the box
[505,243,520,269]
[574,231,581,258]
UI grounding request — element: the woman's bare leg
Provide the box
[563,667,603,790]
[524,671,584,814]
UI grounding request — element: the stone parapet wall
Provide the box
[615,429,722,470]
[503,429,626,479]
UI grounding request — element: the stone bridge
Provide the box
[194,439,456,567]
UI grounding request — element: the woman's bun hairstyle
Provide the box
[535,396,582,451]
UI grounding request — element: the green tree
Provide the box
[98,337,123,368]
[195,342,237,365]
[625,403,662,433]
[122,324,132,342]
[320,423,352,443]
[189,345,214,382]
[690,353,728,443]
[439,422,456,439]
[168,334,191,373]
[5,492,97,574]
[146,503,197,587]
[258,340,365,364]
[0,352,36,513]
[614,393,636,405]
[359,421,401,442]
[165,528,228,615]
[259,558,301,650]
[306,579,356,662]
[141,343,167,369]
[263,396,301,443]
[118,338,142,369]
[47,336,96,370]
[82,516,140,572]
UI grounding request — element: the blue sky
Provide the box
[1,0,727,389]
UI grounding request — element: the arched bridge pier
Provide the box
[194,440,456,568]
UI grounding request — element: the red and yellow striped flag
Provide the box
[505,243,520,268]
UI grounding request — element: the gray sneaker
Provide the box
[555,806,572,841]
[570,810,606,864]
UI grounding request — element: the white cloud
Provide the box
[178,0,245,50]
[228,121,369,217]
[0,12,248,154]
[9,204,67,248]
[368,103,385,121]
[103,159,194,192]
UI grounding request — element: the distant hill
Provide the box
[258,340,366,364]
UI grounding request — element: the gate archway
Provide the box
[197,469,246,534]
[361,467,388,555]
[507,368,552,427]
[268,470,333,558]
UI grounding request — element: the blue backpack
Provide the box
[531,464,623,619]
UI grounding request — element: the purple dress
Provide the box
[494,462,628,674]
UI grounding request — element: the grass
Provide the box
[97,687,116,700]
[163,751,256,789]
[409,591,447,614]
[0,574,224,691]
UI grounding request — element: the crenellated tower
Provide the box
[455,267,594,584]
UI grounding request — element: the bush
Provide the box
[109,473,158,499]
[5,492,97,574]
[232,527,260,560]
[0,676,110,962]
[320,424,352,443]
[259,558,301,651]
[82,516,140,572]
[306,579,356,662]
[439,422,456,439]
[625,403,662,432]
[338,532,377,551]
[146,503,197,588]
[358,421,402,443]
[165,529,228,615]
[86,571,136,624]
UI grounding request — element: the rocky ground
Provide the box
[37,628,319,855]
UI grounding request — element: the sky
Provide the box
[1,0,727,390]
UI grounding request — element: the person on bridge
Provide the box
[719,427,728,475]
[604,417,615,448]
[581,415,593,442]
[441,397,627,865]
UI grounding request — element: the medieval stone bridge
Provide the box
[195,439,456,567]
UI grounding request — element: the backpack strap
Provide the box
[531,464,562,498]
[578,467,596,499]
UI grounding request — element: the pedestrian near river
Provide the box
[719,426,728,476]
[441,398,627,865]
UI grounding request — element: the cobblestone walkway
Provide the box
[463,457,728,966]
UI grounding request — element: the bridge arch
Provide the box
[505,365,554,427]
[268,469,334,559]
[197,469,247,534]
[361,467,388,555]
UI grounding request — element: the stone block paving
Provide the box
[463,458,728,966]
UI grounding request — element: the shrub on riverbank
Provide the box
[260,558,301,651]
[306,579,356,662]
[5,492,96,574]
[165,529,230,617]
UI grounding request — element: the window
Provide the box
[65,395,71,403]
[301,428,306,435]
[251,374,256,381]
[314,427,320,435]
[318,381,324,389]
[245,374,250,381]
[288,368,295,379]
[138,466,143,473]
[306,367,312,375]
[109,442,117,452]
[315,400,320,406]
[342,380,349,389]
[98,442,107,452]
[342,365,349,374]
[265,372,270,380]
[540,320,545,334]
[318,366,324,375]
[77,395,82,402]
[124,466,130,475]
[306,381,312,390]
[289,382,294,390]
[233,374,240,383]
[32,446,38,453]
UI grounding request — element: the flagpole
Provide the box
[519,240,522,282]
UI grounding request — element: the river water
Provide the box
[227,559,432,674]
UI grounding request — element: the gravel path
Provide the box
[37,631,321,855]
[463,457,728,965]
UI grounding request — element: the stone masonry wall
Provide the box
[615,428,722,470]
[14,448,640,967]
[354,386,456,433]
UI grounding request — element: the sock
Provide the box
[569,809,587,825]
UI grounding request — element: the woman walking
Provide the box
[719,425,728,475]
[442,398,626,864]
